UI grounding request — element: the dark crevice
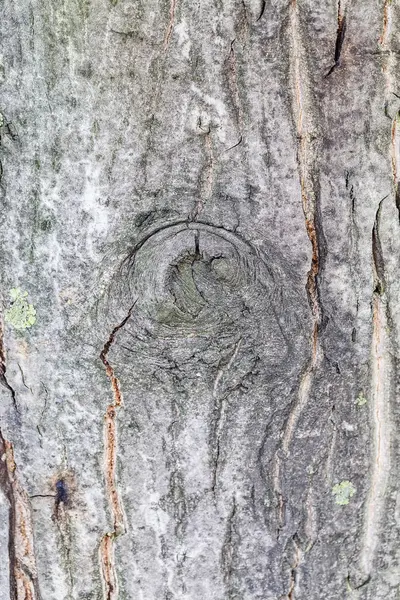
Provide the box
[307,174,328,334]
[395,182,400,223]
[334,15,346,63]
[0,374,18,413]
[256,0,266,22]
[225,136,242,152]
[0,322,18,412]
[325,2,347,77]
[100,302,137,373]
[372,199,386,295]
[29,494,56,499]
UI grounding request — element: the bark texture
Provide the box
[0,0,400,598]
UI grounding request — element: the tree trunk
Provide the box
[0,0,399,598]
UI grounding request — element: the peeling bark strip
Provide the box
[0,431,42,600]
[361,204,392,575]
[99,303,136,599]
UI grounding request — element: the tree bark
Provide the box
[0,0,399,598]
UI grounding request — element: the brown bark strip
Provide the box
[0,431,42,600]
[164,0,177,50]
[379,0,392,47]
[99,303,136,600]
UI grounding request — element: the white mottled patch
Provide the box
[175,20,191,59]
[81,161,109,259]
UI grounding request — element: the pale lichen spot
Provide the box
[332,481,356,505]
[355,392,367,407]
[5,288,36,330]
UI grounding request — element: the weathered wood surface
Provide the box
[0,0,400,598]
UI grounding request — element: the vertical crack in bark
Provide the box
[0,430,42,600]
[164,0,177,50]
[99,303,136,600]
[361,201,392,576]
[326,0,347,77]
[275,0,323,526]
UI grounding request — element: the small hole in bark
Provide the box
[55,479,69,510]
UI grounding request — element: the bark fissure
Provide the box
[99,302,137,600]
[275,1,324,523]
[272,0,326,535]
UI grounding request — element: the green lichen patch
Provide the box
[5,288,36,330]
[355,392,367,407]
[332,481,356,505]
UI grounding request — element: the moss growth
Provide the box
[355,392,367,407]
[332,481,356,505]
[5,288,36,330]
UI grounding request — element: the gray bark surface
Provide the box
[0,0,399,598]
